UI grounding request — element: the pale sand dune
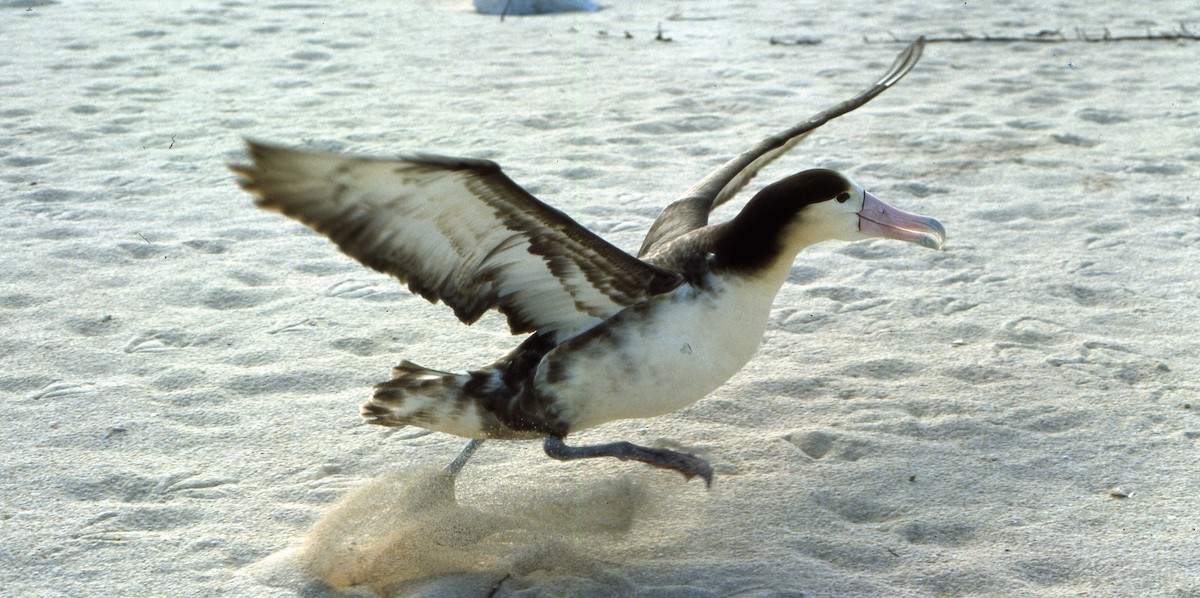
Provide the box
[3,0,1199,596]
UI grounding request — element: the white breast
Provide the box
[540,269,788,432]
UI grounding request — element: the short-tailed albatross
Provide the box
[232,38,942,486]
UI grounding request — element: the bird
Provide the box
[231,38,940,487]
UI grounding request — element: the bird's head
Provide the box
[714,169,946,274]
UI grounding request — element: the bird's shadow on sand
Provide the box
[249,467,683,596]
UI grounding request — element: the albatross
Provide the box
[231,38,941,487]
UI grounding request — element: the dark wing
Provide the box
[232,141,682,339]
[638,37,925,258]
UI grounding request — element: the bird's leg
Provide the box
[444,439,485,478]
[543,435,714,487]
[409,439,486,506]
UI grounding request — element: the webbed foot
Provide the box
[543,435,713,487]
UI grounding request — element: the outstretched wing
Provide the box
[232,141,682,339]
[638,37,926,257]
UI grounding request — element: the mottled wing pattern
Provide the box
[232,141,681,338]
[638,37,925,258]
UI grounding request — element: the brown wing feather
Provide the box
[232,141,681,339]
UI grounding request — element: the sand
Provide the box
[3,0,1199,596]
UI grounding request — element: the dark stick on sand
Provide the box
[860,24,1200,44]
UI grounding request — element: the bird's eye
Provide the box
[835,192,851,203]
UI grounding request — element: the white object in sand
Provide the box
[474,0,601,16]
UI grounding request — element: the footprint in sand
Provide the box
[32,226,87,241]
[784,430,875,462]
[329,337,383,357]
[805,285,890,315]
[1046,341,1170,386]
[1045,283,1133,308]
[6,154,54,166]
[840,358,924,381]
[838,242,906,260]
[221,369,345,397]
[772,308,835,334]
[940,364,1013,385]
[31,381,96,400]
[182,239,231,254]
[805,286,878,303]
[1052,133,1100,148]
[190,286,276,310]
[150,367,206,392]
[324,278,383,299]
[810,489,900,525]
[1008,406,1088,434]
[1013,559,1079,587]
[905,296,978,316]
[65,314,120,337]
[115,241,173,261]
[789,534,897,570]
[124,329,207,353]
[1076,107,1132,125]
[69,507,203,546]
[67,470,236,503]
[0,293,50,310]
[897,520,977,547]
[268,318,322,334]
[1001,316,1068,346]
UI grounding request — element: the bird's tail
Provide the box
[362,360,487,438]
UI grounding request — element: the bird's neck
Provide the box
[709,216,818,281]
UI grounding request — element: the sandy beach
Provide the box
[3,1,1199,595]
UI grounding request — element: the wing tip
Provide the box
[229,139,327,201]
[228,138,282,194]
[875,36,926,88]
[227,162,256,187]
